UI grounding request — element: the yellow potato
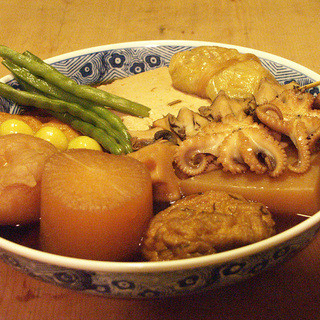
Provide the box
[0,119,34,135]
[35,126,69,151]
[68,136,102,151]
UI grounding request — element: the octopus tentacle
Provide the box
[256,103,283,120]
[287,120,311,173]
[255,104,291,135]
[255,89,320,174]
[238,131,268,175]
[239,127,287,177]
[174,134,225,176]
[299,116,320,154]
[217,132,248,174]
[175,111,289,177]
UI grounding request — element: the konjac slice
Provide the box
[179,154,320,217]
[40,149,153,261]
[0,133,58,225]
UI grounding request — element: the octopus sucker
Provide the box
[241,127,287,177]
[237,131,268,175]
[174,134,213,176]
[217,131,248,174]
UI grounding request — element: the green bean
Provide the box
[48,111,124,155]
[23,53,132,143]
[23,52,133,142]
[2,59,131,143]
[10,77,124,154]
[0,82,131,153]
[13,75,43,96]
[11,75,125,155]
[3,59,91,107]
[23,50,65,73]
[89,105,131,142]
[0,45,150,117]
[23,51,45,63]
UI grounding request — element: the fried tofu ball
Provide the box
[142,190,275,261]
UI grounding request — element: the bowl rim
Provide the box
[1,40,320,273]
[1,40,320,83]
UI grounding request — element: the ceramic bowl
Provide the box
[0,40,320,298]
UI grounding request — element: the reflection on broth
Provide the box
[0,222,40,250]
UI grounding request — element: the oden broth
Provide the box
[0,203,309,262]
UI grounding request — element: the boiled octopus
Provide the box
[255,86,320,173]
[174,114,287,177]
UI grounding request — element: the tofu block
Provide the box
[179,155,320,216]
[100,67,210,131]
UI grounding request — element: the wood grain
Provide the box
[0,0,320,319]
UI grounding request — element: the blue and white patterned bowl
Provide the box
[0,40,320,298]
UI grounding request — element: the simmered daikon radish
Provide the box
[40,149,153,261]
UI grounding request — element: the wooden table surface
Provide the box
[0,0,320,319]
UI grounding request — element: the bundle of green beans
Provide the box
[0,45,151,154]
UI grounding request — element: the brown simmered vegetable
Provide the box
[142,190,275,261]
[169,46,276,100]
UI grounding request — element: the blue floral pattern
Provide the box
[0,222,318,298]
[129,62,145,74]
[79,62,93,78]
[145,54,161,68]
[109,53,126,68]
